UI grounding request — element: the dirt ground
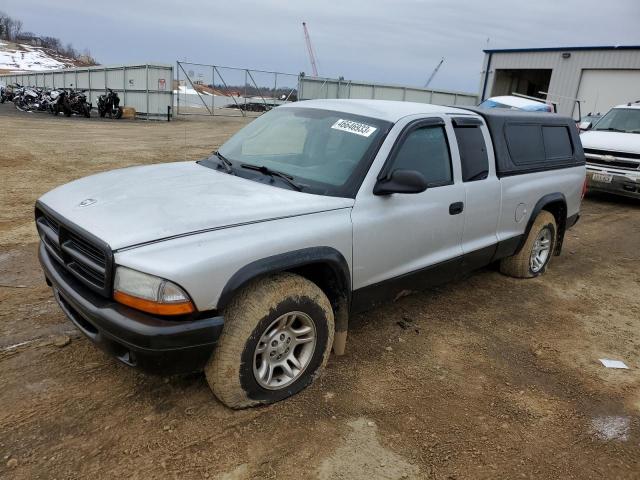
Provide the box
[1,104,639,479]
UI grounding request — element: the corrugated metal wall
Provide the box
[0,64,173,118]
[299,77,478,107]
[480,49,640,116]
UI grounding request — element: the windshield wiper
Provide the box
[240,164,302,191]
[595,127,626,133]
[213,151,234,174]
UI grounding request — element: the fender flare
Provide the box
[516,192,568,256]
[216,247,351,314]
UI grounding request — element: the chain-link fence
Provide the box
[175,61,298,117]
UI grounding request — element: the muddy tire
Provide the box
[205,273,334,409]
[500,211,557,278]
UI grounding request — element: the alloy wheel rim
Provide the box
[253,311,317,390]
[530,227,552,273]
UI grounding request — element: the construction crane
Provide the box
[424,57,445,88]
[302,22,319,77]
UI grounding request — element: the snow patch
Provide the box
[591,416,630,441]
[0,43,71,71]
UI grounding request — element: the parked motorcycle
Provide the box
[48,89,71,116]
[0,83,18,103]
[67,89,92,118]
[13,85,41,112]
[97,89,123,119]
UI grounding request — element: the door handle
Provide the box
[449,202,464,215]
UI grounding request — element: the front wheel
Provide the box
[205,273,334,409]
[500,211,557,278]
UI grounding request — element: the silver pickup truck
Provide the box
[36,100,586,408]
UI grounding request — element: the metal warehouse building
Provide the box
[480,46,640,117]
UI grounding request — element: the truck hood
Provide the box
[38,161,353,250]
[580,131,640,155]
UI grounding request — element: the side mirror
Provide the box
[579,121,592,131]
[373,169,428,195]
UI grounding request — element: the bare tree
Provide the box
[12,19,22,40]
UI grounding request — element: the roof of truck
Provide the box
[285,99,475,123]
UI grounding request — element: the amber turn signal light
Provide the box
[114,290,195,316]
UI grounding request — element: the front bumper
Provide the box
[586,166,640,199]
[39,242,223,374]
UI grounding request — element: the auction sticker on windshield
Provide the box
[331,119,377,137]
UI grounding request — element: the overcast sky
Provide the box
[3,0,639,92]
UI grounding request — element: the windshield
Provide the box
[592,108,640,133]
[216,107,391,196]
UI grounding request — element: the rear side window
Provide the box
[542,126,573,159]
[454,126,489,182]
[505,124,545,165]
[391,125,452,186]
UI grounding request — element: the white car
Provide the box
[478,95,555,113]
[36,100,586,408]
[580,101,640,198]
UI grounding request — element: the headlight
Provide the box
[113,266,195,315]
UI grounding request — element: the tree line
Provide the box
[0,11,97,65]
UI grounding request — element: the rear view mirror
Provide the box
[373,169,428,195]
[579,121,592,131]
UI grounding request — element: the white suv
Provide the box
[36,100,586,408]
[580,101,640,198]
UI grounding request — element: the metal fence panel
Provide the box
[53,72,64,88]
[299,76,478,107]
[77,71,89,89]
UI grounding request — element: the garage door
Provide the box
[574,69,640,117]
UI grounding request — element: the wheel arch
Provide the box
[517,193,567,256]
[216,247,351,330]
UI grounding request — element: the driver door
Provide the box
[351,117,465,309]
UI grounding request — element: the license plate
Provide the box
[592,173,613,183]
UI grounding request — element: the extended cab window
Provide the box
[390,125,452,186]
[454,126,489,182]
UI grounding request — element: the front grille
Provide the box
[584,148,640,160]
[36,205,113,296]
[584,148,640,171]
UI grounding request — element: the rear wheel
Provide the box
[500,211,557,278]
[205,273,334,409]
